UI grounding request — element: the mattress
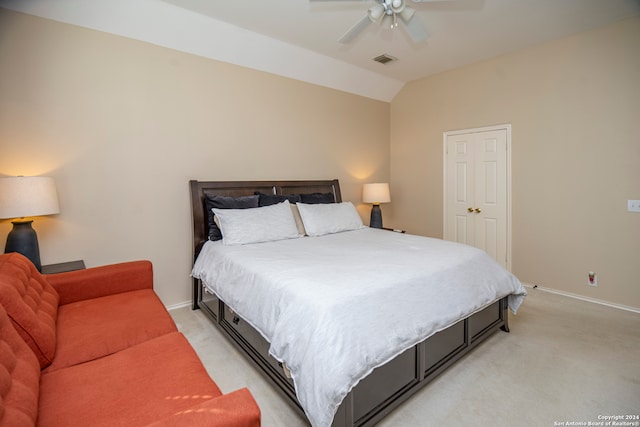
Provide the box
[192,227,526,427]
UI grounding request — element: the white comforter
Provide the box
[192,228,526,427]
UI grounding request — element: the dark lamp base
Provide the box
[369,204,383,229]
[4,220,42,272]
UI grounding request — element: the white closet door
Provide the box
[445,133,475,246]
[444,126,510,269]
[473,130,507,265]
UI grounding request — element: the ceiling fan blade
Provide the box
[338,14,371,44]
[400,12,429,43]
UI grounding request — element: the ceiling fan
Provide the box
[312,0,443,44]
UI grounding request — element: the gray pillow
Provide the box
[299,192,335,204]
[256,192,302,207]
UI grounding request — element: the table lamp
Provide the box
[0,176,60,271]
[362,182,391,229]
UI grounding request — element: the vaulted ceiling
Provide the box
[1,0,638,101]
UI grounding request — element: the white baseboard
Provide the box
[522,283,640,314]
[166,287,640,315]
[166,300,193,311]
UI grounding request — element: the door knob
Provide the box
[475,208,482,213]
[468,207,474,213]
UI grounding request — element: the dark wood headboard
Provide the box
[189,179,341,261]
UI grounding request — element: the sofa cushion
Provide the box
[0,304,41,427]
[147,388,261,427]
[0,253,59,369]
[47,260,154,305]
[45,289,178,372]
[38,332,224,427]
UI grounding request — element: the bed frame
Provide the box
[189,179,510,427]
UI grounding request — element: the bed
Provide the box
[189,179,526,427]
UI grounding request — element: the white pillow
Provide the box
[213,200,301,245]
[296,202,365,237]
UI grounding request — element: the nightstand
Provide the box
[41,260,86,274]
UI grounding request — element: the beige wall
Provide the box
[0,9,390,307]
[389,17,640,309]
[2,8,638,310]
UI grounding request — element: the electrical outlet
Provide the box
[628,200,640,212]
[588,271,598,287]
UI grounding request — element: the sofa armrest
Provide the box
[47,260,153,305]
[147,388,261,427]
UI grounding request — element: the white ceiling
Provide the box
[1,0,638,101]
[159,0,639,82]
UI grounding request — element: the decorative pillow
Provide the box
[0,304,41,427]
[299,192,335,204]
[296,202,364,237]
[256,192,302,207]
[213,200,301,245]
[204,194,259,241]
[0,252,59,369]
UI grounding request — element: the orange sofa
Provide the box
[0,252,260,427]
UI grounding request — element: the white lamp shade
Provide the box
[362,183,391,204]
[0,176,60,219]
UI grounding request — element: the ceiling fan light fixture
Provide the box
[390,0,405,14]
[336,0,429,44]
[381,13,395,29]
[368,4,385,22]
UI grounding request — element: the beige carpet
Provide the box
[170,289,640,426]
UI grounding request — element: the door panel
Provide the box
[482,161,497,205]
[480,217,498,261]
[455,215,468,244]
[455,163,468,203]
